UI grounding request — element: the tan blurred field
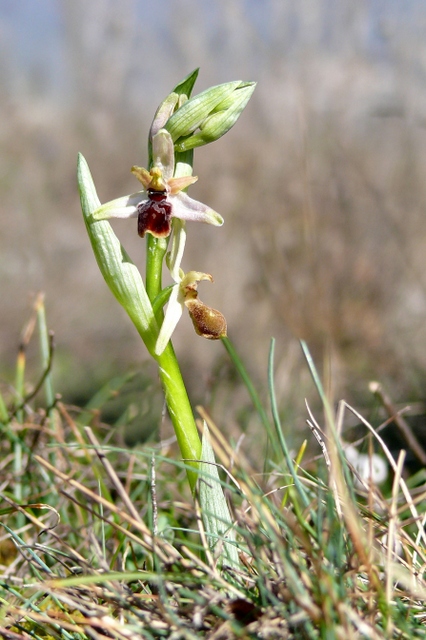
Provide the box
[2,0,426,442]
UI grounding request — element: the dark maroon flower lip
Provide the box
[137,198,173,238]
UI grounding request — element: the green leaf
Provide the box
[77,153,158,355]
[152,285,174,316]
[199,424,239,568]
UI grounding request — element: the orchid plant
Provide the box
[77,71,255,518]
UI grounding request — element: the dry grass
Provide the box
[1,325,426,639]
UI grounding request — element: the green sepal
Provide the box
[77,153,158,356]
[172,68,199,98]
[149,93,180,142]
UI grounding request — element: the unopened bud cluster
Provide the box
[151,69,256,153]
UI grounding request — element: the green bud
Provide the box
[176,81,256,152]
[165,81,243,142]
[210,80,256,114]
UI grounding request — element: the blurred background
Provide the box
[2,0,426,452]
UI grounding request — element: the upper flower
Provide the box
[92,129,223,238]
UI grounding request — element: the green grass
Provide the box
[1,307,426,639]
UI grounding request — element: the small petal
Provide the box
[168,175,198,195]
[132,165,167,192]
[181,271,213,294]
[155,285,183,355]
[131,166,153,189]
[172,192,224,226]
[92,192,145,220]
[152,129,175,182]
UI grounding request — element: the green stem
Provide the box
[269,339,309,507]
[35,295,55,415]
[155,343,201,490]
[146,235,168,309]
[14,347,25,526]
[146,231,201,492]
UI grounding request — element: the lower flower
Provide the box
[155,268,226,355]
